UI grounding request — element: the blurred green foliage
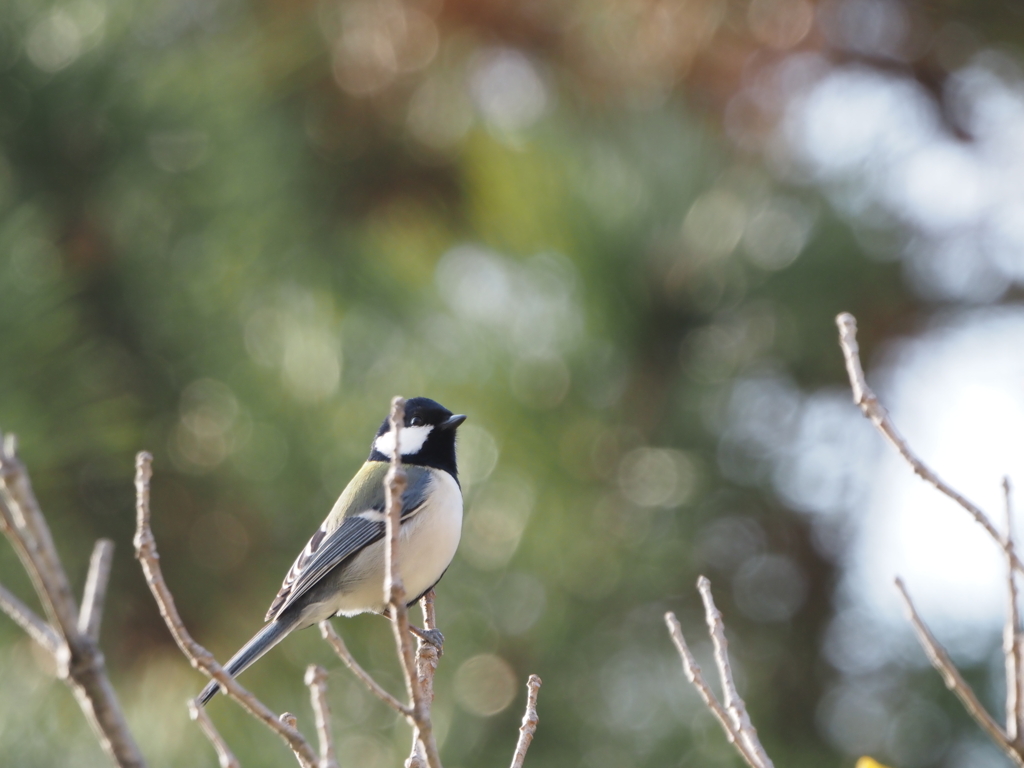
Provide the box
[0,0,1010,767]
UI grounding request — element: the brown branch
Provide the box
[383,397,442,768]
[189,700,241,768]
[319,620,411,715]
[305,665,338,768]
[696,577,773,768]
[664,612,762,768]
[508,674,542,768]
[1004,478,1024,745]
[132,451,319,768]
[836,313,1024,573]
[79,539,114,642]
[895,577,1023,765]
[0,431,146,768]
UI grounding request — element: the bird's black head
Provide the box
[369,397,466,479]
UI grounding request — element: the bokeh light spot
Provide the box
[741,197,814,270]
[454,654,517,716]
[470,48,549,134]
[682,189,747,257]
[170,379,242,472]
[282,326,341,403]
[462,475,534,570]
[618,447,698,508]
[26,11,82,73]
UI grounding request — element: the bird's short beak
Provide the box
[440,414,467,430]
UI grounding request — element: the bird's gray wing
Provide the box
[264,465,433,622]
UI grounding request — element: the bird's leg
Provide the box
[380,608,444,652]
[409,624,445,651]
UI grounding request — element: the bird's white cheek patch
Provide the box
[374,425,433,458]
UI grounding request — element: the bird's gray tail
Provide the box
[197,617,298,706]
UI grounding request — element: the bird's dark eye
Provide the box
[410,416,424,427]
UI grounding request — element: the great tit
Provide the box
[198,397,466,706]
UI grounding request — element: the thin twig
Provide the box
[836,313,1024,573]
[697,577,773,768]
[0,580,62,654]
[894,577,1021,764]
[1005,478,1024,745]
[383,398,442,768]
[132,452,318,768]
[0,432,145,768]
[319,620,411,715]
[509,674,542,768]
[79,539,114,641]
[664,612,761,768]
[189,700,241,768]
[305,665,338,768]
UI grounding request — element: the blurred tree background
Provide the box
[2,0,1024,766]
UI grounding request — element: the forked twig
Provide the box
[665,578,773,768]
[132,452,319,768]
[664,613,761,768]
[836,313,1024,573]
[837,313,1024,763]
[0,432,145,768]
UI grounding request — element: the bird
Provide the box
[198,397,466,706]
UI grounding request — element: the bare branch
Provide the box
[407,591,441,768]
[0,434,80,634]
[836,313,1024,573]
[384,398,416,687]
[0,433,145,768]
[79,539,114,642]
[895,577,1021,763]
[420,590,437,632]
[1004,478,1024,745]
[697,577,773,768]
[0,580,61,654]
[508,674,542,768]
[305,665,338,768]
[189,700,241,768]
[383,398,442,768]
[132,451,318,768]
[279,713,307,767]
[664,612,761,768]
[319,620,411,715]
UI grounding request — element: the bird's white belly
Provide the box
[325,471,463,617]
